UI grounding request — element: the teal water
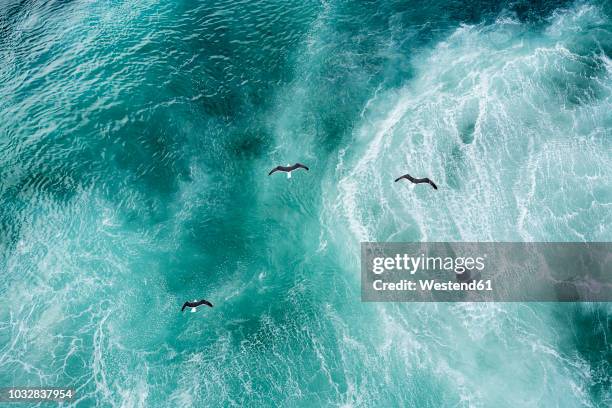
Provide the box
[0,0,611,406]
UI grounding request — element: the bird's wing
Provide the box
[193,299,214,308]
[268,166,281,176]
[181,302,189,312]
[295,163,309,171]
[394,175,406,182]
[426,179,438,190]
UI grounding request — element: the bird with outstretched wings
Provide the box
[268,163,309,176]
[181,299,214,312]
[394,173,438,190]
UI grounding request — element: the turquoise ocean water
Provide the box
[0,0,611,406]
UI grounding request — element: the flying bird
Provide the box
[181,299,214,313]
[268,163,309,178]
[394,173,438,190]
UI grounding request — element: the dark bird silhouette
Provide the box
[268,163,309,177]
[394,174,438,190]
[181,299,214,312]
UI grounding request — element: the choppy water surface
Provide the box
[0,0,610,406]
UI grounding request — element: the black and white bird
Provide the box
[181,299,214,313]
[394,173,438,190]
[268,163,309,179]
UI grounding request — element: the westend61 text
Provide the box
[372,279,493,292]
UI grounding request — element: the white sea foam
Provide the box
[317,4,611,406]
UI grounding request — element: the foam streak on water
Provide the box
[0,0,610,407]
